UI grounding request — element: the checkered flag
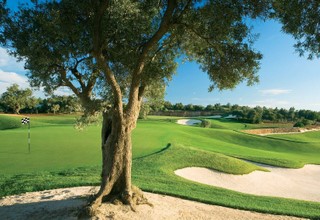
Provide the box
[21,117,30,124]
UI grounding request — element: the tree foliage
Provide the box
[0,84,38,114]
[273,0,320,59]
[0,1,267,102]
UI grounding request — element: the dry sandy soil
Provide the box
[0,186,305,220]
[175,164,320,202]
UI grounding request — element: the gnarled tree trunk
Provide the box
[81,105,148,217]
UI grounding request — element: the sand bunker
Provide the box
[175,164,320,202]
[244,127,320,136]
[0,186,304,219]
[176,119,201,125]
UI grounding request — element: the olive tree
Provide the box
[1,0,269,215]
[273,0,320,59]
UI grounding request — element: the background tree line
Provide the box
[0,84,82,114]
[1,84,319,127]
[149,101,320,126]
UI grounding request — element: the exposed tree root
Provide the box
[78,186,152,219]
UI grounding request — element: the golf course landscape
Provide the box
[0,114,320,219]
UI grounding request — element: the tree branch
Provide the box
[173,0,192,22]
[92,0,123,115]
[86,70,99,94]
[59,69,80,96]
[126,0,177,118]
[176,21,215,41]
[70,69,86,90]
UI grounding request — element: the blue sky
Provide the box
[0,2,319,111]
[166,20,320,111]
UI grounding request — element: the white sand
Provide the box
[206,115,222,119]
[176,119,201,125]
[175,164,320,202]
[260,129,320,136]
[0,186,305,220]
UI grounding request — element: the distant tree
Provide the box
[247,107,262,124]
[214,103,223,111]
[293,121,305,128]
[139,81,166,119]
[162,101,173,111]
[274,1,320,59]
[288,107,295,121]
[262,107,276,121]
[173,103,185,111]
[201,119,211,128]
[185,104,194,111]
[0,84,38,114]
[232,109,245,119]
[51,104,60,114]
[38,95,82,114]
[231,104,240,111]
[224,103,232,111]
[193,104,205,111]
[205,104,214,111]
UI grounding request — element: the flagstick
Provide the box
[21,117,31,154]
[28,120,31,153]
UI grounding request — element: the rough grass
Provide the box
[267,131,320,143]
[0,114,320,218]
[204,118,293,130]
[0,115,22,130]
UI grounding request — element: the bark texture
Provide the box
[79,106,149,218]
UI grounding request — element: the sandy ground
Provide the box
[176,119,202,125]
[259,128,320,136]
[175,164,320,202]
[0,186,305,220]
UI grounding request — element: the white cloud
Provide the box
[54,87,73,96]
[259,89,292,95]
[0,69,28,85]
[191,97,220,105]
[0,69,29,94]
[245,99,292,109]
[256,99,290,106]
[0,69,74,97]
[0,47,25,71]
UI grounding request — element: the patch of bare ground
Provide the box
[0,186,305,220]
[243,126,320,135]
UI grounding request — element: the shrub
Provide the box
[293,121,305,127]
[201,119,211,128]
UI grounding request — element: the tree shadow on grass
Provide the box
[134,143,171,160]
[0,151,30,155]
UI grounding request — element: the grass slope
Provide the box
[0,115,22,130]
[0,114,320,218]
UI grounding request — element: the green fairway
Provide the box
[205,118,293,130]
[267,131,320,143]
[0,114,320,218]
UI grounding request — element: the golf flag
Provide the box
[21,117,30,124]
[21,117,31,153]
